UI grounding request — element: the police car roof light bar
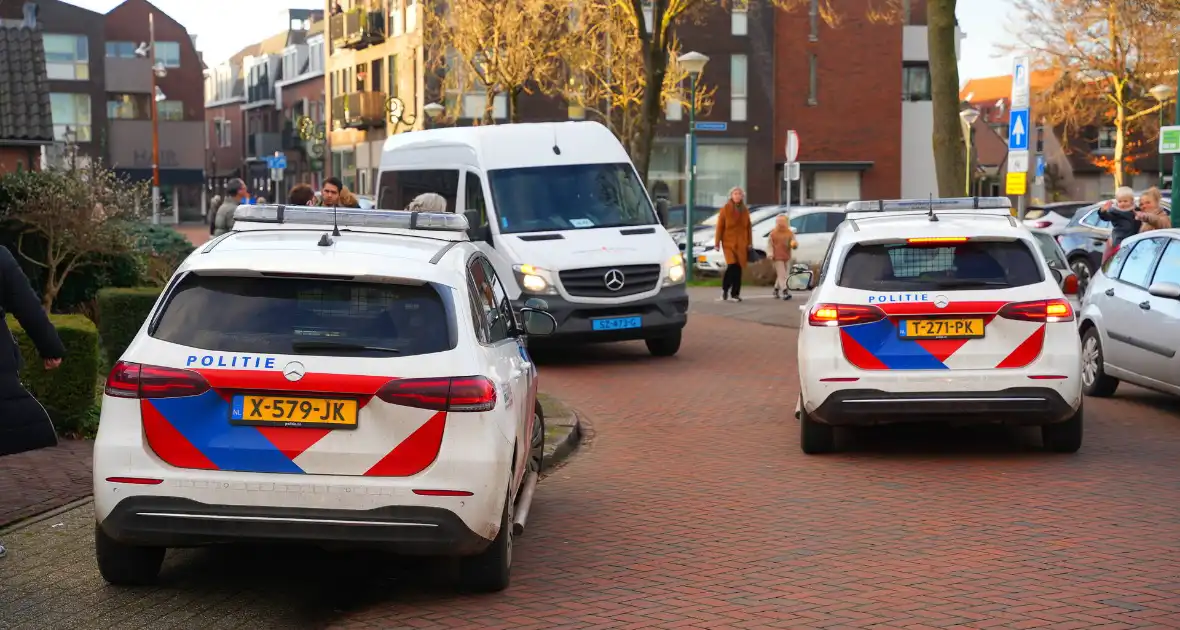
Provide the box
[233,204,471,232]
[845,196,1012,213]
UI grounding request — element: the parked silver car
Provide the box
[1077,228,1180,398]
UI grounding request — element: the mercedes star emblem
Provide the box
[283,361,306,382]
[933,295,950,309]
[604,269,626,291]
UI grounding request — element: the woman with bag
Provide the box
[714,186,753,302]
[767,214,798,300]
[0,245,65,558]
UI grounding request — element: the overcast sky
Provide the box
[66,0,1019,82]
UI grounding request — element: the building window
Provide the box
[372,58,384,93]
[158,101,184,121]
[808,53,818,105]
[1035,122,1044,153]
[107,93,148,119]
[105,41,137,58]
[388,54,398,97]
[812,171,861,203]
[696,144,748,205]
[50,93,92,142]
[731,0,748,35]
[214,118,232,147]
[809,0,819,41]
[391,0,404,36]
[731,54,748,121]
[282,49,298,80]
[665,98,682,121]
[308,37,324,73]
[406,0,418,32]
[1097,126,1116,151]
[44,34,89,81]
[902,62,931,101]
[155,41,181,68]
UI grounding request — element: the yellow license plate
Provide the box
[900,318,985,340]
[231,394,359,429]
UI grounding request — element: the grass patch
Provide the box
[537,392,572,419]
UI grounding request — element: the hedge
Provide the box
[8,313,102,436]
[97,287,163,365]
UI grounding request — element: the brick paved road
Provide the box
[0,440,92,527]
[3,313,1180,628]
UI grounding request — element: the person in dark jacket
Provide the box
[0,245,65,559]
[1098,186,1143,263]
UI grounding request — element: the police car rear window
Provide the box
[152,275,455,357]
[837,241,1043,291]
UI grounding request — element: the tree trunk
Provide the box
[633,41,669,188]
[927,0,966,197]
[1114,102,1127,188]
[483,89,497,125]
[509,86,522,124]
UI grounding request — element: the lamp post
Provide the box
[1174,60,1180,227]
[135,14,167,225]
[959,107,980,196]
[678,51,708,283]
[1150,84,1174,190]
[424,102,444,129]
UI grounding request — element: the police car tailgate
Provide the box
[827,238,1071,371]
[105,271,477,477]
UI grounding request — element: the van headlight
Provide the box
[513,264,559,295]
[665,254,685,285]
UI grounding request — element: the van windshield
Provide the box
[488,163,658,234]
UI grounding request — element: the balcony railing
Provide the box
[248,81,275,103]
[330,8,385,50]
[332,92,387,129]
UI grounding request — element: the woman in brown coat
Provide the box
[1136,187,1171,232]
[714,186,753,301]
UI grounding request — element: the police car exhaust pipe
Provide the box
[511,470,539,536]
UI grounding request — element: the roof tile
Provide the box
[0,25,53,143]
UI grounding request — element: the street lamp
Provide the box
[678,50,708,282]
[424,102,444,127]
[135,13,166,225]
[1150,83,1174,189]
[959,107,980,196]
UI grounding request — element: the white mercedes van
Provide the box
[375,121,689,356]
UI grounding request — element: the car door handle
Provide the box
[1139,301,1151,310]
[1105,288,1115,296]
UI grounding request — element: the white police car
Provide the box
[790,197,1084,454]
[92,204,558,592]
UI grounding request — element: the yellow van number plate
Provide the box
[231,395,358,429]
[899,318,985,340]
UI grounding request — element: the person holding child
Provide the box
[1098,186,1143,263]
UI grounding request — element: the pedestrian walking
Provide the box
[287,183,316,206]
[1098,187,1143,263]
[1136,186,1170,233]
[213,179,248,236]
[0,245,66,559]
[767,214,798,300]
[714,186,753,302]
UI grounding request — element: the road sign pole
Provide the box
[686,72,698,283]
[1173,54,1179,228]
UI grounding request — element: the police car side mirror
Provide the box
[787,270,813,292]
[518,308,557,336]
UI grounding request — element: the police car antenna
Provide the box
[330,202,341,236]
[928,194,939,221]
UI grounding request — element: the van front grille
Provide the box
[559,264,662,298]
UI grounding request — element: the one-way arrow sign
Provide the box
[1008,109,1030,151]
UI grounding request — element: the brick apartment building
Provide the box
[775,0,956,204]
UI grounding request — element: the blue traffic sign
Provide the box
[1035,154,1045,177]
[1008,109,1030,151]
[266,154,287,169]
[694,121,728,132]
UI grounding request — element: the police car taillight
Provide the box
[807,303,886,327]
[376,376,497,412]
[998,298,1075,323]
[105,361,211,399]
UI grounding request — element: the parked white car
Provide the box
[693,206,847,273]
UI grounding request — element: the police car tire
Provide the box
[799,400,835,455]
[1041,403,1083,454]
[645,331,682,357]
[94,524,165,586]
[459,482,513,593]
[529,400,545,476]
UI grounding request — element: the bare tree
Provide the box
[564,0,715,155]
[1011,0,1178,187]
[4,164,149,310]
[422,0,570,124]
[928,0,966,197]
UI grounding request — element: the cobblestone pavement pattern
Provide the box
[0,440,92,526]
[3,302,1180,628]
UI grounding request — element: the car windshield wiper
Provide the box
[291,341,401,354]
[927,279,1008,288]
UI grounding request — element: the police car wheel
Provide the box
[799,399,835,455]
[645,331,682,357]
[458,481,513,593]
[94,524,165,586]
[1041,403,1083,454]
[529,400,545,475]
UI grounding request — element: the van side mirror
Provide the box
[518,307,557,336]
[1148,281,1180,300]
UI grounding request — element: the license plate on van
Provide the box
[592,316,642,331]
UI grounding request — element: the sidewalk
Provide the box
[0,439,92,527]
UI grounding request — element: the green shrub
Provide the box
[8,313,102,436]
[96,287,162,365]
